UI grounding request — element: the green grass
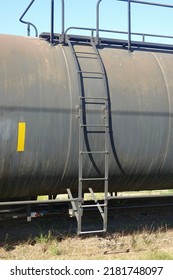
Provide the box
[142,250,173,260]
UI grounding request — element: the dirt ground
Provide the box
[0,206,173,259]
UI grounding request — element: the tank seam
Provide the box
[150,52,171,173]
[59,45,73,180]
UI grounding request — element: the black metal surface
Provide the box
[2,1,173,203]
[2,34,173,198]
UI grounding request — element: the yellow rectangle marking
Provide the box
[17,122,26,152]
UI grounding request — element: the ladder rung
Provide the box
[81,124,108,128]
[68,40,92,46]
[80,97,108,100]
[81,203,106,208]
[78,71,105,75]
[80,151,108,155]
[87,130,106,134]
[80,178,107,181]
[85,101,106,105]
[74,51,99,55]
[79,229,106,235]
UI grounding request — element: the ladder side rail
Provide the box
[91,41,109,232]
[91,42,109,185]
[104,107,109,231]
[66,38,84,234]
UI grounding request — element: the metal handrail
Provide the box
[20,0,65,42]
[65,26,95,36]
[117,0,173,8]
[19,0,38,37]
[65,26,173,44]
[20,0,173,49]
[96,0,173,50]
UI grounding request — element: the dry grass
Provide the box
[38,189,173,201]
[1,226,173,260]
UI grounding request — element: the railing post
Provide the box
[61,0,65,35]
[50,0,65,44]
[96,0,102,45]
[50,0,54,44]
[59,0,65,44]
[128,0,131,51]
[27,23,30,36]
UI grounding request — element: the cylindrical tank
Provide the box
[0,34,173,199]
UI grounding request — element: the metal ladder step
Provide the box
[74,51,99,55]
[84,101,106,105]
[86,130,106,134]
[80,124,108,128]
[79,229,106,235]
[81,203,106,208]
[80,151,108,155]
[80,97,108,100]
[80,178,107,181]
[78,70,105,75]
[80,96,107,105]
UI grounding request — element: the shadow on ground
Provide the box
[0,206,173,247]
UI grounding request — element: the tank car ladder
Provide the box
[66,37,109,235]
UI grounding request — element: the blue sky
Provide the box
[0,0,173,44]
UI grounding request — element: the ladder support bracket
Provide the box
[89,188,105,220]
[67,188,79,220]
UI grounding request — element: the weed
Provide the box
[35,230,53,244]
[131,233,138,249]
[143,250,173,260]
[49,242,62,256]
